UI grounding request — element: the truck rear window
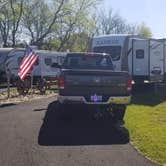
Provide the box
[63,54,114,70]
[93,46,121,61]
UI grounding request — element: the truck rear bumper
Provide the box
[57,95,131,105]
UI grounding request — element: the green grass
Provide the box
[125,88,166,165]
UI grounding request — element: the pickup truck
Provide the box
[56,52,132,124]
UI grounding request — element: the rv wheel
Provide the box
[112,105,126,127]
[16,78,30,95]
[37,78,47,94]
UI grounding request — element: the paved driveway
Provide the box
[0,96,158,166]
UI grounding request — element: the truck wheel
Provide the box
[91,105,112,120]
[112,105,126,125]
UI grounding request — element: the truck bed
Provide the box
[59,69,131,104]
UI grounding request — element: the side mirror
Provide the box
[51,63,61,68]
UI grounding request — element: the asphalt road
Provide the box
[0,96,158,166]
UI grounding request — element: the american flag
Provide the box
[18,46,38,80]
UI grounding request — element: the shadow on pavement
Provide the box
[0,103,16,108]
[33,108,47,112]
[38,101,129,146]
[131,84,166,106]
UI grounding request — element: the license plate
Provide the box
[90,94,102,102]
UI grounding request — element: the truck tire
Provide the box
[112,105,126,122]
[89,105,112,120]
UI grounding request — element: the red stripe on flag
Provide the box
[19,55,38,80]
[19,54,36,75]
[19,52,33,69]
[19,56,36,77]
[18,47,38,80]
[20,56,38,80]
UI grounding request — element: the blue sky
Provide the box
[103,0,166,38]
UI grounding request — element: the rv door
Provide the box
[132,39,149,77]
[149,40,164,82]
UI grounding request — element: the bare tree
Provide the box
[10,0,24,47]
[0,4,10,47]
[0,0,24,47]
[22,0,65,47]
[95,8,137,35]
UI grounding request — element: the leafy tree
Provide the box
[137,22,152,38]
[42,0,101,51]
[54,0,102,51]
[22,0,65,47]
[0,0,153,51]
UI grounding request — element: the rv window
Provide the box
[136,49,144,59]
[93,46,121,61]
[45,58,52,66]
[0,50,11,71]
[7,51,24,66]
[0,51,10,63]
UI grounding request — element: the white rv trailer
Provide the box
[158,38,166,81]
[5,48,67,82]
[91,34,164,83]
[164,39,166,80]
[0,48,13,81]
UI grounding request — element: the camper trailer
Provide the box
[164,40,166,81]
[0,48,13,82]
[159,38,166,81]
[91,34,165,84]
[5,48,67,84]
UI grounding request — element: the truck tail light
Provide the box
[58,75,65,89]
[127,78,132,91]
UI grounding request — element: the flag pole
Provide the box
[31,69,33,92]
[5,59,11,98]
[23,42,33,93]
[18,43,38,95]
[6,68,10,99]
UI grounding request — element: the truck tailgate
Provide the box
[60,69,130,97]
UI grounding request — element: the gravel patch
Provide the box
[0,89,57,105]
